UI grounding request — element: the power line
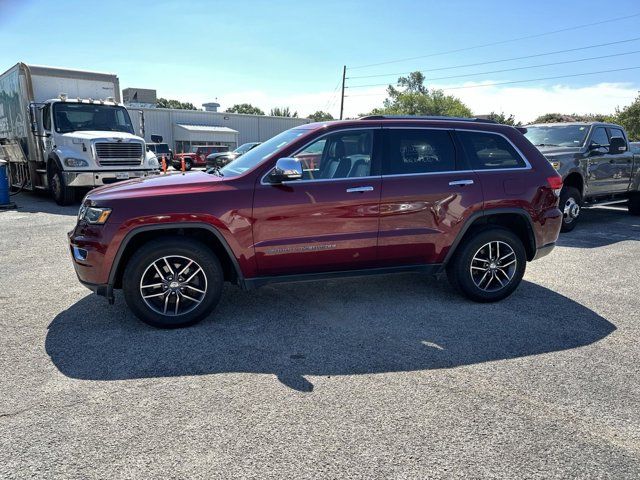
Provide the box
[347,37,640,80]
[346,50,640,88]
[344,66,640,96]
[349,12,640,70]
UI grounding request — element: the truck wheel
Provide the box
[122,237,223,328]
[629,193,640,216]
[446,227,527,303]
[559,186,582,232]
[48,165,75,206]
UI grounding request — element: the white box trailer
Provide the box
[0,63,159,205]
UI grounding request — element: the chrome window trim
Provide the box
[260,127,381,186]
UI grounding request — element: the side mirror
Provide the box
[28,103,42,136]
[269,157,303,183]
[608,136,626,154]
[151,134,163,143]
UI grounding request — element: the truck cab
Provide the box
[524,122,639,231]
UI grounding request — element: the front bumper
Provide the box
[62,170,157,187]
[533,242,556,260]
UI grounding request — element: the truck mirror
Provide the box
[28,103,42,136]
[151,134,163,143]
[608,137,626,154]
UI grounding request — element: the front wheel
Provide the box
[122,237,224,328]
[48,165,75,206]
[184,159,192,171]
[559,186,582,232]
[447,228,527,303]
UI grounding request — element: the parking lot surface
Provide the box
[1,193,639,479]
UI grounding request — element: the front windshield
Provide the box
[524,125,590,147]
[234,143,254,154]
[219,129,308,177]
[53,103,134,134]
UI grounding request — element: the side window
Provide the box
[293,130,373,180]
[42,104,51,131]
[458,131,526,170]
[608,127,626,141]
[384,129,456,175]
[591,127,609,147]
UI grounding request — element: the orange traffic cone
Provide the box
[161,155,167,173]
[181,158,186,174]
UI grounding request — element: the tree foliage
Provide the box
[365,72,473,118]
[270,107,298,117]
[615,94,640,141]
[156,98,198,110]
[308,110,334,122]
[486,111,519,126]
[226,103,265,115]
[531,112,616,124]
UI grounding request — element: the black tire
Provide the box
[446,227,527,303]
[559,186,582,232]
[628,192,640,216]
[122,237,223,328]
[48,164,75,206]
[184,159,192,171]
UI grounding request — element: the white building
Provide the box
[127,107,310,153]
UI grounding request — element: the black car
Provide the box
[146,143,173,162]
[206,142,261,168]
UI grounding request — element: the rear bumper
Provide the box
[62,169,157,187]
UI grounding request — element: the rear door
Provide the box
[377,127,483,266]
[252,128,382,276]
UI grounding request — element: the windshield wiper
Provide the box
[534,143,559,147]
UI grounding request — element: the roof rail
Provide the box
[359,115,498,124]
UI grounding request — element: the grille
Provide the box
[95,142,143,166]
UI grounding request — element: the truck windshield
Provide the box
[53,103,135,134]
[524,125,590,147]
[219,128,308,177]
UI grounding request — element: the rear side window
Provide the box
[384,129,456,175]
[458,131,526,170]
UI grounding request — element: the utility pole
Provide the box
[339,65,346,120]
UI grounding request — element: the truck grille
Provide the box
[95,142,143,166]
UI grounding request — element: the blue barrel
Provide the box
[0,159,10,206]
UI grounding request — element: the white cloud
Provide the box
[162,81,638,122]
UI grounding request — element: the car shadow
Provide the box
[46,275,615,392]
[557,206,640,249]
[5,191,79,216]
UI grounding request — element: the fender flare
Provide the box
[107,222,245,288]
[443,208,537,265]
[46,152,63,175]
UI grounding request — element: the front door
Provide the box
[607,126,635,193]
[252,128,381,276]
[377,128,483,266]
[586,126,618,196]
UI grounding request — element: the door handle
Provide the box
[448,179,474,186]
[346,186,374,193]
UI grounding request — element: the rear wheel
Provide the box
[122,237,223,328]
[48,164,75,206]
[447,228,527,303]
[559,186,582,232]
[184,158,192,171]
[628,193,640,216]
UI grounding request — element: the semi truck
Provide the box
[0,63,159,205]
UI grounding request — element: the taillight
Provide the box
[547,175,563,196]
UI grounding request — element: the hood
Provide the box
[535,145,583,157]
[59,131,142,142]
[87,171,225,202]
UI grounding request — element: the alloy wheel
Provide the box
[470,241,517,292]
[139,255,208,316]
[563,196,580,224]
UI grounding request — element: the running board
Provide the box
[583,198,628,207]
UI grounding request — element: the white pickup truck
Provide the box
[0,63,159,205]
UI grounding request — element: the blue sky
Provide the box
[2,0,639,120]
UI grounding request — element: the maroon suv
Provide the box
[69,116,563,328]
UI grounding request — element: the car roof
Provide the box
[525,122,622,128]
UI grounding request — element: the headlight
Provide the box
[65,157,89,167]
[148,156,159,168]
[78,204,112,224]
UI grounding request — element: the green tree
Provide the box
[615,94,640,141]
[270,107,298,117]
[486,111,520,126]
[531,112,616,124]
[156,98,198,110]
[365,71,473,117]
[308,110,334,122]
[226,103,265,115]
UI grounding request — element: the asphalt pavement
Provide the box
[1,192,639,479]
